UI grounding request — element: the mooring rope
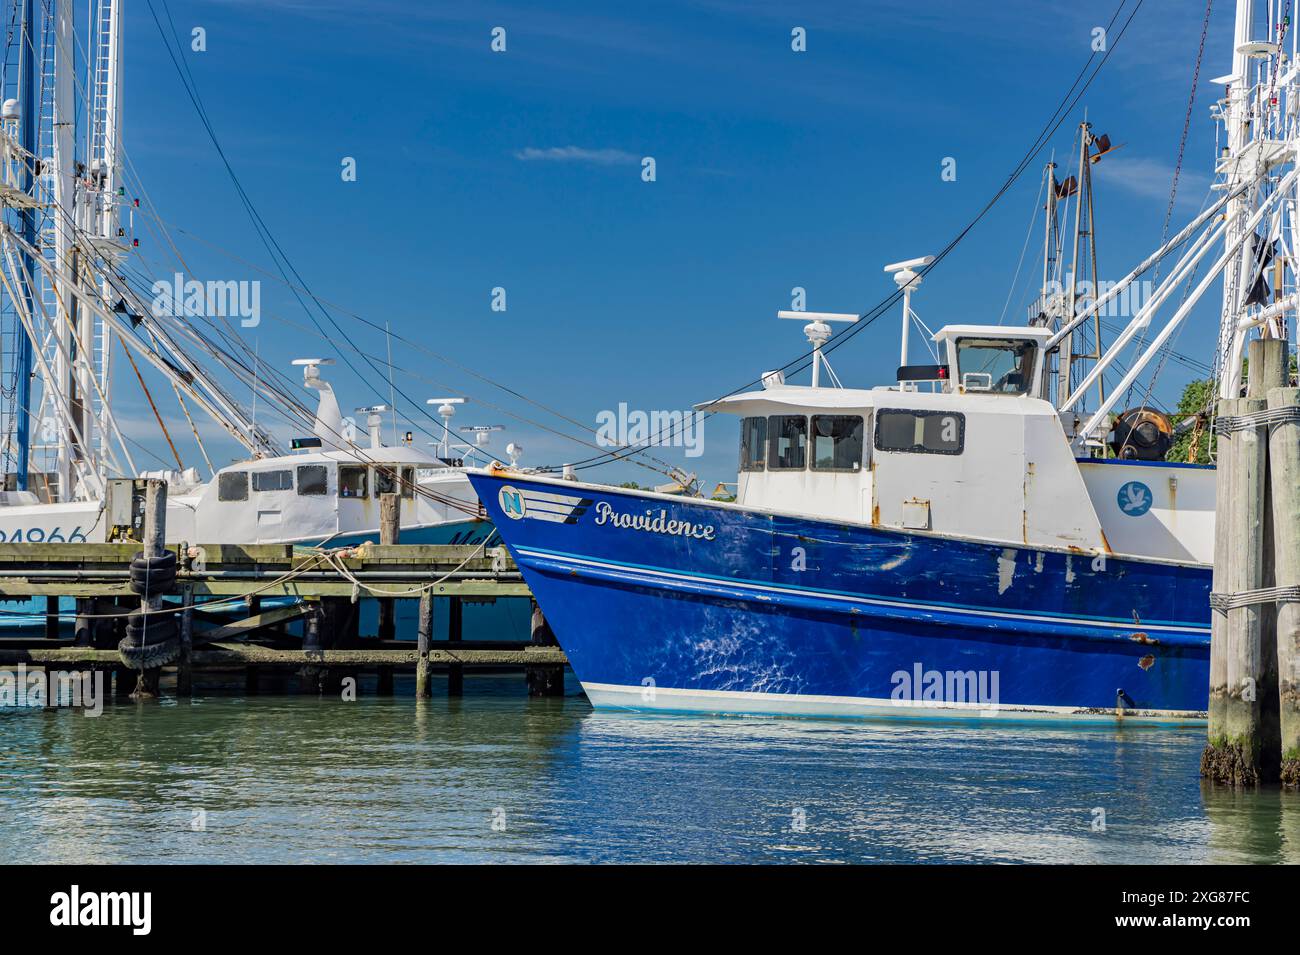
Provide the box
[1210,586,1300,614]
[318,536,503,598]
[1213,405,1300,433]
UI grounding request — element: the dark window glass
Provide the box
[955,337,1037,395]
[297,465,328,496]
[767,415,807,470]
[374,467,398,496]
[811,415,864,471]
[401,466,416,498]
[874,410,965,455]
[740,417,766,472]
[251,469,293,492]
[217,471,248,502]
[338,465,368,499]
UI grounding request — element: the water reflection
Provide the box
[3,679,1297,863]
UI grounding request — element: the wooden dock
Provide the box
[0,495,567,701]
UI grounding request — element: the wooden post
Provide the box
[526,601,564,697]
[131,480,167,700]
[1269,385,1300,786]
[300,601,324,694]
[73,599,93,647]
[415,591,433,698]
[1205,339,1286,783]
[378,493,400,643]
[44,596,59,640]
[376,667,394,695]
[1204,396,1236,776]
[447,595,463,696]
[177,584,194,697]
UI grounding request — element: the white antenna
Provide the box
[776,310,860,387]
[356,404,389,449]
[294,358,343,447]
[427,397,466,458]
[462,424,504,450]
[884,255,935,388]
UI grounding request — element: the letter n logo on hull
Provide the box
[499,486,526,520]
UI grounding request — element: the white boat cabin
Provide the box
[703,325,1214,564]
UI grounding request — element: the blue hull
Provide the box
[468,472,1210,723]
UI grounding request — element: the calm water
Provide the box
[2,673,1298,864]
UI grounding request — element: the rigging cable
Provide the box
[561,0,1149,474]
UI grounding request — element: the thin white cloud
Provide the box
[1094,155,1212,206]
[513,146,639,165]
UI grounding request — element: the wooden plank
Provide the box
[0,644,567,668]
[191,603,314,643]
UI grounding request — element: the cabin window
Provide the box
[217,471,248,502]
[811,415,864,472]
[374,467,398,496]
[875,409,965,455]
[767,415,807,470]
[955,337,1036,395]
[338,465,368,499]
[252,469,292,492]
[739,417,766,472]
[297,465,328,496]
[401,466,416,498]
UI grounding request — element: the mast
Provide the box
[82,0,126,489]
[50,0,75,497]
[1215,0,1294,398]
[13,0,36,490]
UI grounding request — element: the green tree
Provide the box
[1166,377,1215,465]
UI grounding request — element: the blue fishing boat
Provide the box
[470,227,1240,722]
[468,0,1300,723]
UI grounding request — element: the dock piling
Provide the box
[526,602,564,697]
[1204,339,1289,784]
[447,596,463,696]
[377,493,399,643]
[177,583,194,697]
[415,591,433,698]
[1268,384,1300,785]
[300,601,324,694]
[129,480,169,700]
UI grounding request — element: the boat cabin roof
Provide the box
[700,324,1052,416]
[931,324,1052,344]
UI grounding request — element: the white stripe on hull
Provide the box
[580,682,1207,725]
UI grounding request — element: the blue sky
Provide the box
[114,0,1236,486]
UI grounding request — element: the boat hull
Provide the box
[467,471,1211,723]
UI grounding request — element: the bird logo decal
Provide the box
[1117,481,1153,517]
